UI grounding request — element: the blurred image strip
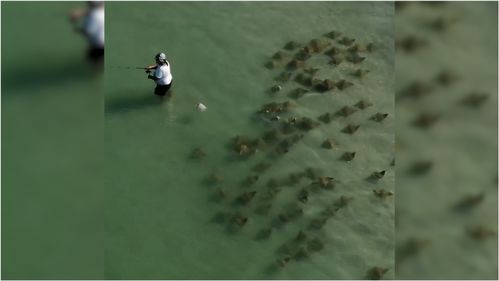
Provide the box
[1,1,103,279]
[395,2,497,279]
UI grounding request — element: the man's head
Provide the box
[87,1,104,9]
[155,52,167,64]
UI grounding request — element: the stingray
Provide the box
[288,172,304,185]
[366,267,390,280]
[235,143,254,156]
[346,53,366,64]
[303,67,320,75]
[318,112,333,124]
[324,30,343,40]
[329,56,343,66]
[276,134,304,155]
[236,191,257,205]
[313,176,335,190]
[269,85,282,94]
[467,225,496,241]
[286,205,304,220]
[395,36,428,53]
[347,43,374,53]
[190,147,206,160]
[232,136,258,156]
[284,40,301,51]
[460,92,489,108]
[308,38,331,52]
[434,70,460,86]
[294,49,312,61]
[355,99,373,109]
[428,16,458,32]
[342,124,360,134]
[295,230,308,242]
[396,238,431,264]
[262,128,282,143]
[280,121,298,135]
[413,112,440,129]
[277,257,292,267]
[324,46,341,56]
[370,170,386,180]
[303,167,321,180]
[408,160,433,175]
[307,238,324,253]
[309,217,328,229]
[370,112,389,122]
[261,186,281,200]
[253,162,272,173]
[265,60,280,70]
[294,73,313,87]
[277,243,293,256]
[298,188,309,203]
[335,195,354,208]
[314,79,336,92]
[254,228,273,240]
[287,59,306,70]
[242,175,259,187]
[453,193,484,212]
[336,106,357,117]
[398,81,433,100]
[211,211,231,224]
[352,69,370,78]
[322,139,336,149]
[296,117,320,131]
[340,152,356,161]
[214,188,227,201]
[338,36,356,46]
[266,179,279,189]
[293,247,309,260]
[206,173,223,185]
[230,213,248,227]
[272,50,290,60]
[336,79,354,90]
[288,88,308,99]
[277,213,291,225]
[255,203,272,215]
[321,205,337,217]
[373,189,394,199]
[275,71,293,82]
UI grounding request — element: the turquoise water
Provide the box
[106,2,394,279]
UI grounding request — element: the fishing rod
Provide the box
[111,65,208,111]
[110,66,150,70]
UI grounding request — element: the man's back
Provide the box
[84,7,104,48]
[154,62,173,85]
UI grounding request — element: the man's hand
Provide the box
[148,75,157,81]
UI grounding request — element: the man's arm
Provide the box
[69,8,87,33]
[145,64,157,73]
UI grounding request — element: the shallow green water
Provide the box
[105,2,394,279]
[2,2,103,279]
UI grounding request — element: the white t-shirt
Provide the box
[154,62,173,85]
[83,7,104,48]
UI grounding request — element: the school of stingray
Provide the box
[190,30,393,279]
[395,2,497,279]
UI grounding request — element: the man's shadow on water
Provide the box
[2,56,98,94]
[105,93,164,114]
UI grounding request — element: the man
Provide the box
[145,53,173,98]
[69,1,104,65]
